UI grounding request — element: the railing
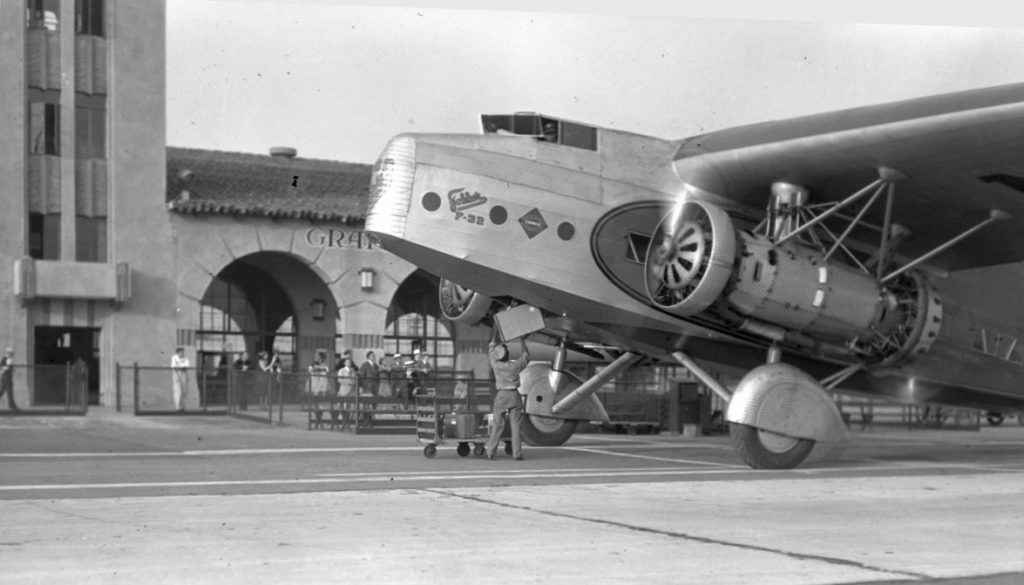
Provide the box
[117,364,492,433]
[0,364,89,415]
[300,370,492,434]
[119,364,234,415]
[831,393,982,431]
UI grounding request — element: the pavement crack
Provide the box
[425,489,931,580]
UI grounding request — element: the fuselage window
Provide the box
[626,232,651,264]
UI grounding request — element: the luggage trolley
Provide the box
[415,392,488,458]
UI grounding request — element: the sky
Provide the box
[166,1,1024,164]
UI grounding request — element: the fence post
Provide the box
[226,366,234,414]
[354,390,361,435]
[133,362,140,415]
[115,363,121,412]
[64,362,72,412]
[268,375,275,425]
[276,376,284,425]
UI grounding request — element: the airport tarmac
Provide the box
[1,407,1022,585]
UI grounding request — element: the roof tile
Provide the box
[166,147,372,224]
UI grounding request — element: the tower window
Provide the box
[29,212,61,260]
[29,101,60,155]
[75,0,104,37]
[27,0,59,31]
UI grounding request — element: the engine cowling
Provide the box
[644,200,737,315]
[438,279,494,324]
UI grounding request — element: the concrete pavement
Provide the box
[1,407,1022,584]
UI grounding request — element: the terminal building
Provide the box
[0,0,494,411]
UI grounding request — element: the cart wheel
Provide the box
[986,412,1005,426]
[457,443,470,457]
[473,444,485,457]
[504,441,513,455]
[423,444,437,458]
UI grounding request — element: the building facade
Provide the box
[1,0,492,411]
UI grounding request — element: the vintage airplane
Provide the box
[365,82,1024,469]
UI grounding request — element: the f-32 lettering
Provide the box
[448,188,487,225]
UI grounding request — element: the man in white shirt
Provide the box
[171,347,190,411]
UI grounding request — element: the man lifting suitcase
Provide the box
[483,331,530,460]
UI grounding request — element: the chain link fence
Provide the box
[0,364,89,415]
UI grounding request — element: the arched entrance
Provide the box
[195,252,336,404]
[384,269,455,370]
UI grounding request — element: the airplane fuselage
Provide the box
[366,126,1024,413]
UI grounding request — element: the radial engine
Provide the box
[643,194,943,366]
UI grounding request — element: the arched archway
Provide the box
[384,269,456,371]
[196,252,336,378]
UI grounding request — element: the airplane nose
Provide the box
[366,135,416,239]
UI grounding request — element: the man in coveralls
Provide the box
[483,333,530,460]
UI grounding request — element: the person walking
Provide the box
[170,347,190,412]
[483,333,530,460]
[0,347,20,413]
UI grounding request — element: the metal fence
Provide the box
[118,364,234,415]
[117,364,494,432]
[0,364,89,415]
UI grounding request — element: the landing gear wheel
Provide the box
[521,415,578,446]
[504,441,513,455]
[423,444,437,458]
[473,444,485,457]
[457,443,470,457]
[729,423,815,470]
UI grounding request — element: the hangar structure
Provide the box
[0,0,492,410]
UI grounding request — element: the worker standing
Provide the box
[483,332,530,460]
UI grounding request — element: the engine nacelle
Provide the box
[438,279,493,324]
[644,201,942,363]
[727,231,898,343]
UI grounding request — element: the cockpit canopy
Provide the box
[481,112,598,151]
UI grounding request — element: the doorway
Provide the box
[34,326,100,405]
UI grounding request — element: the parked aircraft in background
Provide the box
[365,83,1024,469]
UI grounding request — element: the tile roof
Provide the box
[166,147,372,224]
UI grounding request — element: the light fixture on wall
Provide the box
[359,268,376,291]
[311,298,326,321]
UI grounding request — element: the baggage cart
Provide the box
[415,393,490,458]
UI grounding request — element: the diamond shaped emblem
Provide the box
[518,208,548,239]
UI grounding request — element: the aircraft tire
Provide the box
[729,423,815,470]
[521,415,578,446]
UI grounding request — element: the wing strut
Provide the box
[766,167,1014,281]
[881,209,1013,283]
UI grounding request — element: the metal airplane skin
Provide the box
[365,83,1024,469]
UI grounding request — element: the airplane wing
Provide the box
[672,82,1024,270]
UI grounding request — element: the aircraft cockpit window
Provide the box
[481,114,597,151]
